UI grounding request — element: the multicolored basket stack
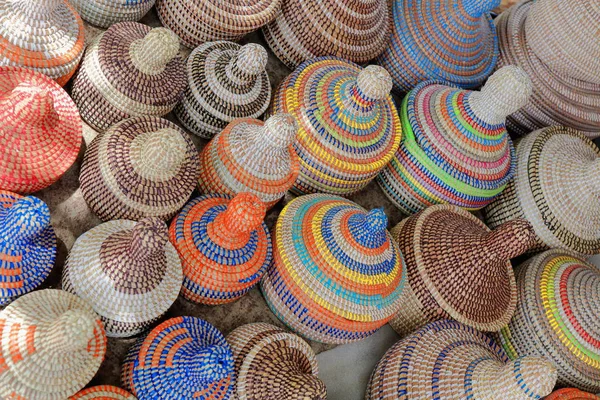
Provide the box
[198,114,299,208]
[175,42,271,139]
[0,192,56,307]
[69,386,137,400]
[0,290,107,399]
[170,193,272,305]
[271,59,401,196]
[496,0,600,138]
[389,204,536,337]
[0,66,82,193]
[377,0,499,93]
[546,389,600,400]
[485,126,600,257]
[377,66,532,215]
[261,194,405,344]
[63,217,183,337]
[226,323,327,400]
[72,23,186,131]
[155,0,281,48]
[366,320,557,400]
[0,0,85,86]
[496,249,600,392]
[262,0,390,69]
[70,0,156,28]
[80,117,200,222]
[122,316,235,400]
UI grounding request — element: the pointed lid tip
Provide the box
[463,0,501,18]
[357,65,393,101]
[54,309,97,352]
[130,217,169,256]
[187,344,234,383]
[264,113,299,148]
[482,65,532,113]
[2,195,51,242]
[364,208,389,234]
[483,218,537,261]
[498,356,557,398]
[225,193,266,233]
[4,82,56,119]
[140,128,187,171]
[236,43,268,76]
[130,27,180,74]
[281,373,327,400]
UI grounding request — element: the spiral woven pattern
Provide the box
[170,193,272,305]
[546,389,600,400]
[0,66,82,193]
[0,191,56,307]
[496,250,600,392]
[366,319,556,400]
[80,116,200,222]
[271,58,401,196]
[0,289,107,399]
[261,194,405,344]
[69,386,137,400]
[226,323,326,400]
[121,316,234,400]
[263,0,389,69]
[70,0,156,28]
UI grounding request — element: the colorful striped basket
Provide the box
[485,126,600,257]
[260,194,406,344]
[174,42,271,139]
[366,320,557,400]
[262,0,390,69]
[197,114,299,208]
[496,249,600,392]
[63,217,183,338]
[169,193,272,305]
[0,289,107,399]
[69,386,137,400]
[377,66,531,215]
[72,23,186,131]
[155,0,281,48]
[0,66,82,193]
[389,204,536,337]
[377,0,499,93]
[80,116,200,222]
[0,0,85,86]
[70,0,156,28]
[271,58,401,196]
[121,316,235,400]
[0,191,56,307]
[545,389,600,400]
[226,323,326,400]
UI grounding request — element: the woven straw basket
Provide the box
[69,386,137,400]
[545,389,600,400]
[70,0,156,28]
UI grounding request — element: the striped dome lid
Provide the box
[497,250,600,392]
[63,218,183,338]
[0,66,82,193]
[198,114,299,208]
[271,58,401,196]
[69,386,137,399]
[0,191,56,306]
[175,41,271,139]
[546,389,600,400]
[0,290,107,399]
[366,320,556,400]
[170,193,272,305]
[70,0,156,29]
[261,194,406,344]
[0,0,85,85]
[121,316,235,400]
[377,0,499,93]
[80,116,200,222]
[377,66,531,214]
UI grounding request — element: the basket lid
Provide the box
[69,385,137,400]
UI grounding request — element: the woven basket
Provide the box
[377,66,531,215]
[156,0,281,48]
[170,193,271,305]
[0,191,56,307]
[0,66,82,193]
[377,0,499,93]
[495,0,600,138]
[0,0,85,86]
[271,58,401,196]
[260,194,405,344]
[63,217,183,338]
[496,249,600,392]
[0,289,107,399]
[70,0,156,28]
[69,386,137,400]
[546,389,600,400]
[175,41,271,139]
[263,0,389,69]
[485,126,600,257]
[71,23,186,131]
[389,204,536,337]
[80,116,200,222]
[121,316,235,400]
[366,319,556,400]
[226,323,326,400]
[198,114,299,208]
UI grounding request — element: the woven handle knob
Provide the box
[462,0,500,18]
[47,309,98,353]
[278,372,327,399]
[348,208,388,248]
[184,344,233,384]
[356,65,393,102]
[140,128,187,173]
[491,357,556,398]
[482,219,537,261]
[232,43,268,77]
[129,217,168,261]
[208,193,266,249]
[2,83,57,122]
[0,196,50,243]
[129,28,179,75]
[261,114,298,150]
